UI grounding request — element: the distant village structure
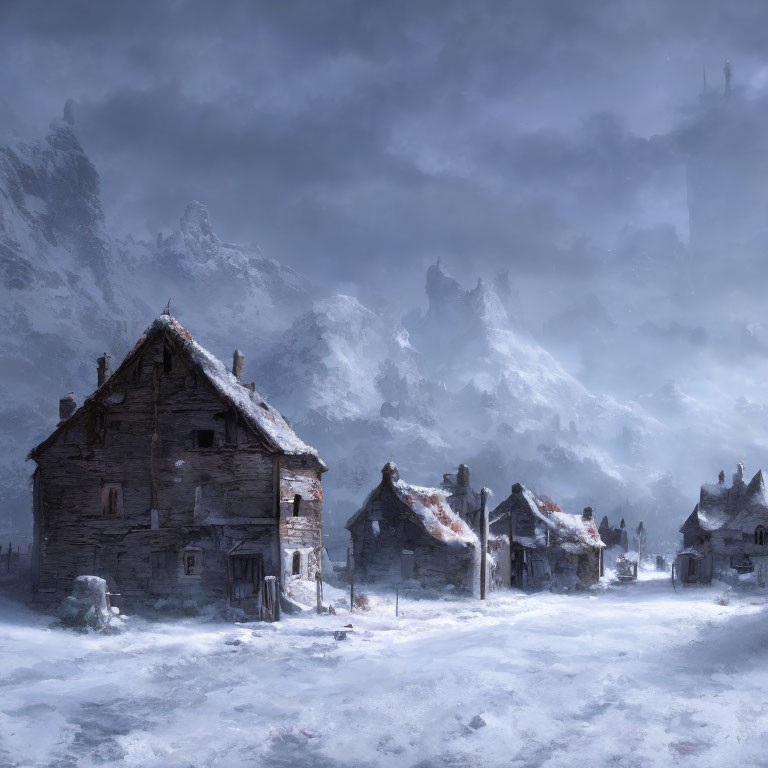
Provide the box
[345,462,480,592]
[677,462,768,585]
[632,522,648,561]
[29,313,325,618]
[598,516,629,553]
[489,483,604,591]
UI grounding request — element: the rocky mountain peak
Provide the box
[180,200,217,243]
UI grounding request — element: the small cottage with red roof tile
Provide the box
[345,462,479,593]
[489,483,604,591]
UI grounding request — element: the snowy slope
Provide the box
[1,575,766,767]
[115,200,311,356]
[253,268,663,553]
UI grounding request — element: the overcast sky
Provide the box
[1,0,767,299]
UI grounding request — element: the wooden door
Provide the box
[229,554,264,615]
[401,550,415,580]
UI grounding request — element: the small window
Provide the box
[756,526,766,546]
[182,547,203,576]
[101,484,123,517]
[293,494,302,517]
[194,430,215,449]
[163,345,173,373]
[371,520,380,536]
[292,551,301,576]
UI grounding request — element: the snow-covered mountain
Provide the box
[0,111,312,535]
[115,200,311,357]
[253,263,666,551]
[0,109,127,526]
[0,107,730,553]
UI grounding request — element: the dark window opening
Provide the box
[102,484,122,517]
[687,557,698,577]
[293,494,302,517]
[292,551,301,576]
[184,553,196,575]
[756,526,766,546]
[163,345,173,373]
[194,430,215,448]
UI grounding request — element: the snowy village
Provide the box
[5,3,768,767]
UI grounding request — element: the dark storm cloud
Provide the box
[2,0,768,296]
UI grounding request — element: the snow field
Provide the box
[1,573,767,767]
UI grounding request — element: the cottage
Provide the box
[677,462,768,585]
[29,313,326,618]
[345,462,479,592]
[489,483,605,591]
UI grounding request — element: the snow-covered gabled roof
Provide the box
[31,314,324,467]
[391,478,478,546]
[518,486,604,550]
[153,316,322,462]
[345,462,478,547]
[688,466,768,533]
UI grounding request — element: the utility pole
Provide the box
[480,489,488,600]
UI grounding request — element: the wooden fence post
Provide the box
[395,588,399,617]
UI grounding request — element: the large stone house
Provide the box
[345,462,479,592]
[29,313,326,617]
[489,483,605,591]
[678,463,768,585]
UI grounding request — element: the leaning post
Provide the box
[480,489,488,600]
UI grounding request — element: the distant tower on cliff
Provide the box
[681,61,768,255]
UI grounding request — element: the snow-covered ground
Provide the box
[1,572,767,767]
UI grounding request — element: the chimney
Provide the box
[382,461,399,483]
[457,464,470,488]
[58,393,77,423]
[232,349,244,380]
[97,353,113,387]
[582,506,594,521]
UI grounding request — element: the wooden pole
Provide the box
[350,574,355,612]
[480,490,488,600]
[395,588,399,617]
[316,571,322,614]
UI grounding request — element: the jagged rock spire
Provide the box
[63,99,75,126]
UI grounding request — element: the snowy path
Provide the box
[1,573,768,767]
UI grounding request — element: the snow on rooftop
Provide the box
[522,487,604,549]
[154,315,321,461]
[392,478,478,546]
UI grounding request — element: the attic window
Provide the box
[163,345,173,373]
[756,526,766,546]
[101,484,123,518]
[194,430,215,449]
[293,494,302,517]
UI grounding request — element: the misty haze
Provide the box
[3,2,768,767]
